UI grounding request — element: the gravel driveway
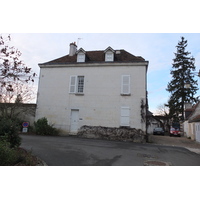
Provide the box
[149,134,200,154]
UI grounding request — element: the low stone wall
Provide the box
[77,125,146,143]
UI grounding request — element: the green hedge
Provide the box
[34,117,59,136]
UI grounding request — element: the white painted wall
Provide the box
[195,122,200,143]
[35,63,147,134]
[183,120,189,137]
[188,122,195,140]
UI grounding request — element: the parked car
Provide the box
[170,127,181,137]
[153,127,165,135]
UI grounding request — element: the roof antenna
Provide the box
[77,38,83,49]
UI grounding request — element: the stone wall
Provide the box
[0,103,36,126]
[77,125,146,143]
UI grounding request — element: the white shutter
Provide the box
[69,76,77,93]
[120,107,130,126]
[121,75,130,94]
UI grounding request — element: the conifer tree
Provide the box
[166,37,198,120]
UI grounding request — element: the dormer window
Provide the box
[77,52,85,62]
[105,51,114,61]
[104,46,115,62]
[77,48,86,62]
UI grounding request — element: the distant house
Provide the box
[35,42,149,135]
[147,111,161,134]
[147,111,170,134]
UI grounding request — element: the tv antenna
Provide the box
[77,38,83,49]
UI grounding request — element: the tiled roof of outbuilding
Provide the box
[40,49,146,65]
[189,115,200,123]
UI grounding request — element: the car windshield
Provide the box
[154,128,163,131]
[171,128,179,131]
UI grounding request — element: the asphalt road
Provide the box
[20,134,200,166]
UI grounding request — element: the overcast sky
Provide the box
[3,33,200,114]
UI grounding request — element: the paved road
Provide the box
[149,135,200,154]
[20,135,200,166]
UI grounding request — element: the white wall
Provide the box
[183,121,189,137]
[36,63,147,134]
[195,122,200,143]
[188,122,195,140]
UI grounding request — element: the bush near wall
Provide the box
[78,126,146,143]
[34,117,59,136]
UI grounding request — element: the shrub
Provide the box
[0,118,21,148]
[0,140,19,166]
[34,117,59,136]
[0,140,38,166]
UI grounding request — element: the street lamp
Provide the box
[184,82,191,89]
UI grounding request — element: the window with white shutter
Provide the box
[69,76,84,94]
[121,75,130,95]
[120,107,130,126]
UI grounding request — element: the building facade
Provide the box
[35,43,149,134]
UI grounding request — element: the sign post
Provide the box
[22,122,29,133]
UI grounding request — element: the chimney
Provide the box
[69,42,77,56]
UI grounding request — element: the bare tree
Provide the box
[0,34,36,119]
[155,103,171,132]
[156,104,169,116]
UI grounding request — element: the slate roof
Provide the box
[187,102,200,122]
[189,114,200,123]
[40,49,146,65]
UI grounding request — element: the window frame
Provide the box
[77,76,84,93]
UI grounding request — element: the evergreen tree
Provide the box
[166,37,198,120]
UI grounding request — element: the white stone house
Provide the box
[35,43,149,134]
[184,102,200,142]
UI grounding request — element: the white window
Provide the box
[77,76,84,93]
[121,75,130,95]
[77,53,85,62]
[120,107,130,126]
[69,76,84,94]
[105,51,114,61]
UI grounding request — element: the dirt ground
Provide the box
[148,134,200,154]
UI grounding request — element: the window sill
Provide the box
[75,93,84,96]
[121,93,131,96]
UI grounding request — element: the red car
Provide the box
[170,127,181,137]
